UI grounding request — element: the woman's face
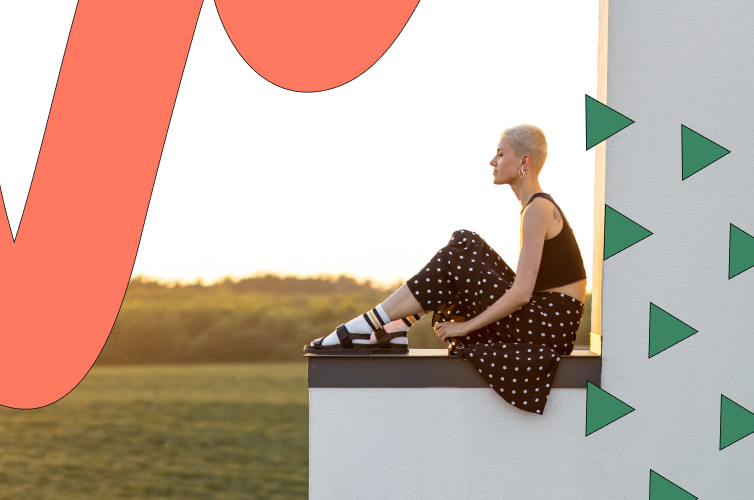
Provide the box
[490,136,523,185]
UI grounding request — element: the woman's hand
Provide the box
[433,321,470,342]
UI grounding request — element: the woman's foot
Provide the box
[304,312,425,354]
[318,305,392,346]
[317,312,423,346]
[304,324,408,354]
[380,313,423,344]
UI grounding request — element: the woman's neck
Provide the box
[511,181,544,209]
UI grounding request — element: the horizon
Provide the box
[129,271,596,294]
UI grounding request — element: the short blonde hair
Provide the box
[502,124,548,172]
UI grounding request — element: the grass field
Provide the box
[0,363,309,499]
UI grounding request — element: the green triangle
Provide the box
[729,224,754,279]
[720,395,754,450]
[648,303,698,358]
[604,205,653,260]
[585,94,635,150]
[586,381,635,436]
[681,125,730,180]
[649,470,697,500]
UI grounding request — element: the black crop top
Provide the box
[521,193,587,292]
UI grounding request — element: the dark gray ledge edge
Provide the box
[306,348,601,389]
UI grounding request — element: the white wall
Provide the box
[310,388,612,500]
[600,0,754,497]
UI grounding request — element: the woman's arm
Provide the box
[434,200,551,341]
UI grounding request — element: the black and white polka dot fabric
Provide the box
[406,229,585,415]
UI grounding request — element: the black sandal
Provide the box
[363,328,409,354]
[304,325,409,355]
[304,324,370,355]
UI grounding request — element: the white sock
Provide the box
[321,305,391,346]
[382,313,424,344]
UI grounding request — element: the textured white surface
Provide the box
[310,388,602,500]
[599,1,754,498]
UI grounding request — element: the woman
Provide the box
[305,124,587,415]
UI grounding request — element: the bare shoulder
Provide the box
[523,197,563,239]
[522,197,554,221]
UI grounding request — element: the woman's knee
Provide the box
[448,229,479,248]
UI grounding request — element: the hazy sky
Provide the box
[1,0,599,288]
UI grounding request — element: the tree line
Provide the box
[95,274,591,365]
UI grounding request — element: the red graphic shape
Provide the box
[0,0,202,409]
[214,0,420,92]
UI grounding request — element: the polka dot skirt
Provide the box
[406,229,585,415]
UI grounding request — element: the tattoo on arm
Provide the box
[553,208,562,223]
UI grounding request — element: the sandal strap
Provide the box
[374,328,407,347]
[336,325,353,348]
[335,325,371,347]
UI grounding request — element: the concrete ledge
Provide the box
[306,348,600,389]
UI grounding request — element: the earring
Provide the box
[518,166,527,178]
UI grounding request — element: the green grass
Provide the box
[0,363,309,499]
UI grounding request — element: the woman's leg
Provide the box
[381,283,425,320]
[312,229,500,347]
[316,283,425,346]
